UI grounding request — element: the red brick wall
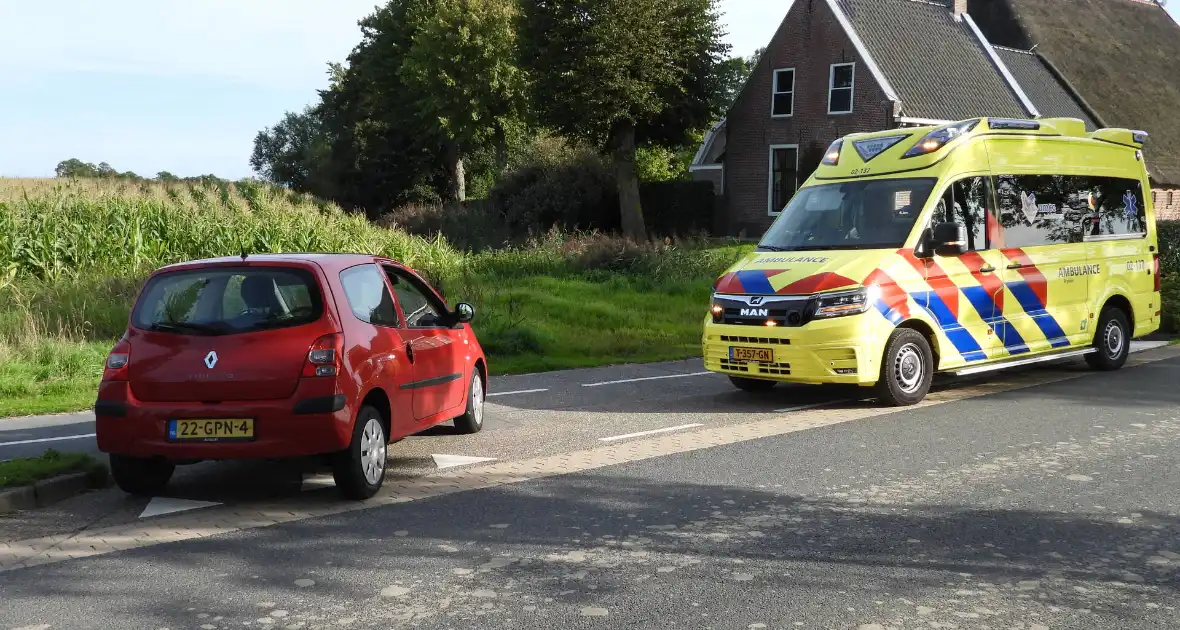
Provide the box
[722,0,895,237]
[1153,187,1180,221]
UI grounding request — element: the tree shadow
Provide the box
[2,473,1177,627]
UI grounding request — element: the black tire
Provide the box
[874,328,934,407]
[728,375,777,392]
[1085,306,1131,371]
[453,369,485,435]
[332,405,388,500]
[109,455,174,497]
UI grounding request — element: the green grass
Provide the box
[0,449,106,489]
[0,177,754,417]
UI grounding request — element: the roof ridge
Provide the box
[991,44,1034,54]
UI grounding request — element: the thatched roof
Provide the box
[971,0,1180,185]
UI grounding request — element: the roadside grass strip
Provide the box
[2,345,1176,572]
[0,450,104,489]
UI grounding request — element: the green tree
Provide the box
[400,0,525,203]
[54,158,98,178]
[250,104,335,197]
[518,0,731,240]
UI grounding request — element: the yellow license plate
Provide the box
[730,346,774,363]
[168,418,254,442]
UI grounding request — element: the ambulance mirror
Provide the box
[932,221,968,256]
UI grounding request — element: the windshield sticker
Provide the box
[851,135,908,162]
[1123,191,1138,220]
[1020,191,1060,223]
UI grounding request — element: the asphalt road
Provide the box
[1,343,1179,628]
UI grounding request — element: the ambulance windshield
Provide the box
[757,177,937,252]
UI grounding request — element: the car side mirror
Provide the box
[454,302,475,324]
[930,221,968,257]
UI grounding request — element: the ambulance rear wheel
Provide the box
[875,328,933,407]
[1086,306,1130,371]
[729,376,777,392]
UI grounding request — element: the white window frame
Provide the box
[767,144,800,217]
[828,62,856,115]
[771,68,795,118]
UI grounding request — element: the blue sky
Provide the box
[1,0,1177,180]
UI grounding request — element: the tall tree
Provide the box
[519,0,731,241]
[401,0,525,203]
[250,104,335,198]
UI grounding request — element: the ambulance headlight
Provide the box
[902,119,979,158]
[813,287,874,319]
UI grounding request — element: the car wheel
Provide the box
[874,328,933,407]
[109,455,174,497]
[1085,306,1130,371]
[728,375,777,392]
[453,369,485,435]
[332,405,387,500]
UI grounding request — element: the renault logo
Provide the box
[204,351,218,369]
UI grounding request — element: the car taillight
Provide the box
[1154,253,1161,292]
[103,340,131,382]
[303,333,344,378]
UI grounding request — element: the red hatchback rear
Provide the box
[96,253,488,500]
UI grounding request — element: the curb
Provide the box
[0,472,94,515]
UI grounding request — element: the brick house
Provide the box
[693,0,1180,237]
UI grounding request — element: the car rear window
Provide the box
[131,266,324,336]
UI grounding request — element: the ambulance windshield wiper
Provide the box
[756,245,789,252]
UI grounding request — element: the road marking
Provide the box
[432,454,498,469]
[1131,341,1169,353]
[582,372,713,388]
[599,424,705,442]
[0,433,96,448]
[139,497,221,519]
[301,475,336,492]
[774,402,848,413]
[487,388,549,397]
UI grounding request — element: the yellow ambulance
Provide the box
[703,117,1161,406]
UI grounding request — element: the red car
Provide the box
[95,253,487,500]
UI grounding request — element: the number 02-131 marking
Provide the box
[1127,260,1146,272]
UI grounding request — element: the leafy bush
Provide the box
[1157,220,1180,276]
[487,150,621,235]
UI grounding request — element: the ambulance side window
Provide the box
[934,176,989,251]
[993,174,1080,247]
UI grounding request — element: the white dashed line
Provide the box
[486,388,549,397]
[598,424,705,442]
[0,433,96,448]
[582,372,713,388]
[774,402,848,413]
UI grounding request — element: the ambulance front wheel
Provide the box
[728,376,777,392]
[875,328,934,407]
[1085,305,1130,371]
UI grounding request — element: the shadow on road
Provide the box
[3,471,1177,626]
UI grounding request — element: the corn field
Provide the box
[0,178,465,286]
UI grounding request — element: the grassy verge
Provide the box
[0,449,106,489]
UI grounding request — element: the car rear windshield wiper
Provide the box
[146,321,225,335]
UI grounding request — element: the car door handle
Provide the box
[979,265,996,273]
[1007,262,1025,270]
[405,342,415,364]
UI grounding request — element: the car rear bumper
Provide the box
[94,381,354,460]
[702,314,886,385]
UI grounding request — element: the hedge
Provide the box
[639,180,717,236]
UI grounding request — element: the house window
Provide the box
[771,68,795,117]
[768,145,799,216]
[828,62,855,115]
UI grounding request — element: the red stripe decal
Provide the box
[774,272,858,295]
[959,252,1004,312]
[1001,248,1048,307]
[864,269,910,319]
[714,272,745,294]
[899,250,960,319]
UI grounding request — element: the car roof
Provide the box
[153,252,405,274]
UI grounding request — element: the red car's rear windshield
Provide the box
[131,266,324,336]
